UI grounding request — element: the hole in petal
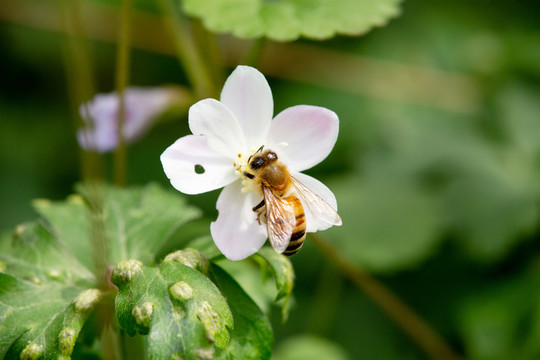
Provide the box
[194,164,205,174]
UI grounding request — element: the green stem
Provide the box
[114,0,132,187]
[120,331,146,360]
[192,19,224,92]
[311,234,462,360]
[101,324,122,360]
[243,37,267,67]
[58,0,102,182]
[120,330,129,360]
[158,0,215,98]
[59,0,109,288]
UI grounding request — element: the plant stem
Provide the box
[243,37,267,67]
[310,234,462,360]
[158,0,215,98]
[58,0,103,182]
[192,19,224,92]
[114,0,132,187]
[59,0,109,294]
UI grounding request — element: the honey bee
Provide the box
[243,147,342,256]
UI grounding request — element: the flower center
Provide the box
[233,145,265,194]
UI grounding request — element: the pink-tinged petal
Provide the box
[78,96,118,153]
[292,172,340,233]
[211,181,268,260]
[78,87,180,153]
[77,107,118,152]
[220,66,273,148]
[189,98,246,159]
[161,135,237,195]
[123,87,182,140]
[266,105,339,172]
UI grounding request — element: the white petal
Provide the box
[211,181,268,260]
[292,172,339,233]
[189,98,246,159]
[266,105,339,172]
[220,66,274,148]
[160,135,237,195]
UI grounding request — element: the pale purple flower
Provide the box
[161,66,341,260]
[78,87,178,153]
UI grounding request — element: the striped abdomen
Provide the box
[283,196,306,256]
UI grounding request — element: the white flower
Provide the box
[78,87,180,153]
[161,66,341,260]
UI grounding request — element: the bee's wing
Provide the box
[263,186,296,253]
[291,176,342,229]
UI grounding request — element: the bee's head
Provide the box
[248,148,278,170]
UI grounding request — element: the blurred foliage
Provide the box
[182,0,402,41]
[272,334,349,360]
[1,0,540,359]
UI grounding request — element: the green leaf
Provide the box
[77,183,201,265]
[0,221,101,359]
[185,234,225,261]
[182,0,402,41]
[338,99,539,264]
[208,264,274,360]
[457,264,540,360]
[1,222,96,287]
[438,83,540,262]
[112,258,233,358]
[496,83,540,155]
[35,183,201,268]
[328,176,442,272]
[273,334,350,360]
[0,273,102,359]
[255,247,294,320]
[112,255,274,360]
[0,183,202,358]
[442,148,539,262]
[213,259,277,315]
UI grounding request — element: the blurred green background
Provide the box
[1,0,540,359]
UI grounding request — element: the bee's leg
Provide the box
[243,171,255,180]
[252,199,266,225]
[252,199,265,212]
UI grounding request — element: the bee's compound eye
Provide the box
[250,157,265,170]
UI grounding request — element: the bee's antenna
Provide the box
[248,145,265,164]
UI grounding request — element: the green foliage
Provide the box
[2,0,540,359]
[273,334,350,360]
[0,184,275,359]
[74,183,202,265]
[497,84,540,155]
[457,263,540,360]
[329,176,442,272]
[112,258,233,358]
[208,264,274,359]
[182,0,402,41]
[256,247,295,320]
[0,273,97,359]
[310,79,540,271]
[0,220,99,359]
